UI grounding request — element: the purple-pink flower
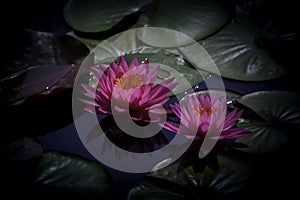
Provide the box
[80,56,177,122]
[162,92,251,140]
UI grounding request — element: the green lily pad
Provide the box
[64,0,229,47]
[64,0,152,32]
[235,91,299,154]
[236,120,289,155]
[93,29,138,64]
[33,151,113,198]
[67,31,103,50]
[180,22,285,81]
[136,0,230,47]
[128,154,255,199]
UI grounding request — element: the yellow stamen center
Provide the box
[196,107,215,118]
[114,74,144,90]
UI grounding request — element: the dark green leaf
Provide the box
[235,90,300,154]
[137,0,230,47]
[128,154,256,199]
[0,137,43,198]
[0,29,90,136]
[0,64,77,104]
[0,29,89,81]
[128,182,185,200]
[93,29,138,63]
[237,91,300,124]
[236,120,289,154]
[64,0,152,32]
[68,31,103,50]
[180,22,285,81]
[33,151,113,198]
[0,137,43,164]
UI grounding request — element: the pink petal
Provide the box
[204,95,212,108]
[99,91,111,102]
[83,106,95,114]
[144,115,161,122]
[91,67,103,83]
[161,121,179,133]
[181,106,191,122]
[200,123,209,133]
[99,64,107,72]
[198,93,206,106]
[114,105,126,112]
[97,105,111,114]
[81,84,97,99]
[223,109,242,131]
[118,56,129,71]
[187,96,196,115]
[109,61,119,72]
[200,112,209,123]
[146,65,160,84]
[219,128,252,139]
[171,104,181,118]
[139,87,152,106]
[78,97,99,107]
[129,58,139,68]
[148,106,167,114]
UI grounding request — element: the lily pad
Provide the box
[0,64,77,104]
[0,29,89,81]
[235,91,299,154]
[128,154,256,199]
[0,29,90,135]
[33,151,113,198]
[0,137,43,164]
[67,31,103,50]
[136,0,230,47]
[0,63,83,137]
[93,29,138,64]
[64,0,152,32]
[180,22,285,81]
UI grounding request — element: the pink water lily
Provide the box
[80,56,177,122]
[162,92,251,140]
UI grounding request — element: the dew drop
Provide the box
[227,100,232,105]
[176,55,185,65]
[206,74,212,79]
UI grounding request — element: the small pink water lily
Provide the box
[162,92,251,140]
[80,56,177,122]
